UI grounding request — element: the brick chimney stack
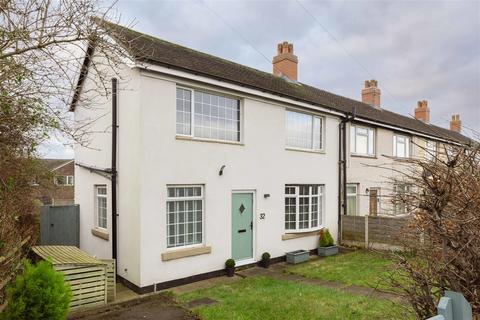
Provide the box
[272,42,298,81]
[450,114,461,133]
[414,100,430,123]
[362,80,381,108]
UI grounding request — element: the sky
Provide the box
[40,0,480,158]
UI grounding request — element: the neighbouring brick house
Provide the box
[38,159,75,205]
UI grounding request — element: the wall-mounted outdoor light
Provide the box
[264,194,271,199]
[219,165,226,176]
[365,188,370,195]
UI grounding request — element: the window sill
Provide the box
[161,245,212,261]
[91,227,109,241]
[282,229,322,241]
[176,135,244,146]
[285,147,325,154]
[350,154,377,159]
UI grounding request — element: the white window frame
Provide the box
[166,185,205,250]
[285,110,325,152]
[393,183,411,215]
[350,125,375,156]
[425,140,437,161]
[284,185,325,233]
[393,134,410,158]
[176,86,242,143]
[94,185,107,230]
[346,184,358,216]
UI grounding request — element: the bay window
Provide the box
[285,110,324,151]
[350,125,375,156]
[285,185,324,231]
[176,87,241,142]
[166,185,203,248]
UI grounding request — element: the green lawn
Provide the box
[287,250,399,291]
[179,276,411,320]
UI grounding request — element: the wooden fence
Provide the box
[342,215,412,250]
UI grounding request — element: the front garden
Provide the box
[179,250,413,320]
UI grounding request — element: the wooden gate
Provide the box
[40,205,79,247]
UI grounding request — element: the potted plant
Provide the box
[225,259,235,277]
[317,228,338,256]
[260,252,271,268]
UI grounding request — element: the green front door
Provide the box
[232,192,253,261]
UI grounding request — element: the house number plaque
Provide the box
[260,213,265,220]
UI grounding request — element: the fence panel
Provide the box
[342,214,411,250]
[40,205,79,247]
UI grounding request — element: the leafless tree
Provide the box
[386,141,480,318]
[0,0,139,304]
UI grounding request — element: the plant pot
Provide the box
[226,267,235,277]
[317,245,338,257]
[286,250,309,264]
[261,259,270,268]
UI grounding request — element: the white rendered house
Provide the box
[72,20,469,292]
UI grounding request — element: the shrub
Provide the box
[319,228,334,247]
[261,252,271,261]
[2,260,71,320]
[225,259,235,269]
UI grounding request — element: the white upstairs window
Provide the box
[176,87,241,142]
[393,135,410,158]
[425,140,437,160]
[285,110,324,151]
[350,125,375,156]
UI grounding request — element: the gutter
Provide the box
[337,113,354,245]
[111,78,118,264]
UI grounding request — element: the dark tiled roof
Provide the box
[40,159,73,171]
[96,19,470,144]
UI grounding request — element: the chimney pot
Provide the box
[450,114,461,132]
[362,79,381,108]
[273,41,298,81]
[414,100,430,123]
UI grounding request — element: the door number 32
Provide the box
[260,213,265,220]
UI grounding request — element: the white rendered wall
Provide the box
[137,73,340,287]
[74,54,142,286]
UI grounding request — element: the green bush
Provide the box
[319,228,334,247]
[261,252,271,261]
[2,260,72,320]
[225,259,235,268]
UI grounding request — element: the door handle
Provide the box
[250,221,253,230]
[238,229,246,233]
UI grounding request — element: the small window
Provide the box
[95,185,107,229]
[176,87,240,142]
[393,184,410,215]
[346,184,358,216]
[285,110,324,151]
[393,135,410,158]
[425,140,437,161]
[284,185,324,231]
[166,185,204,248]
[350,125,375,156]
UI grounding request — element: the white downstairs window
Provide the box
[393,134,410,158]
[350,125,375,156]
[285,110,324,151]
[166,186,204,248]
[285,185,324,232]
[95,185,107,229]
[176,87,241,142]
[346,184,358,216]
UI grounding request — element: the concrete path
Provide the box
[237,261,404,303]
